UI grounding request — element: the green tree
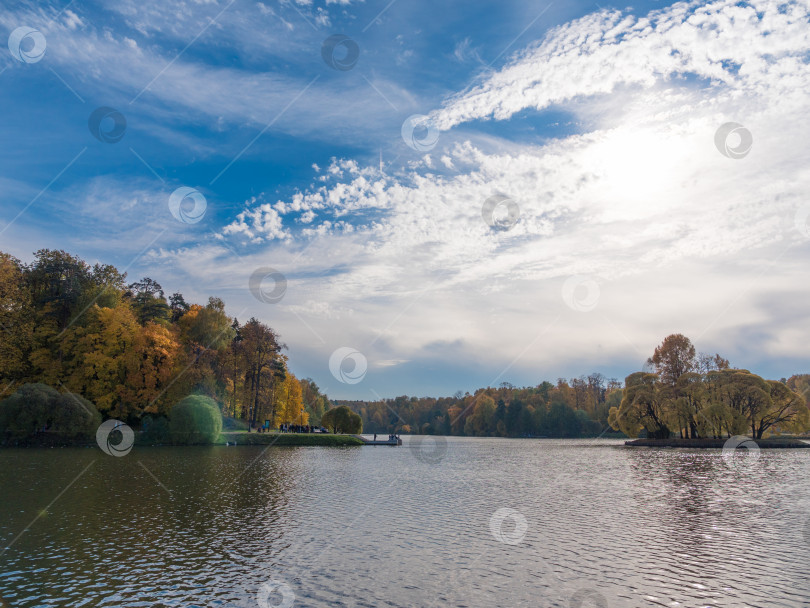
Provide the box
[464,395,496,436]
[761,380,810,438]
[127,278,170,325]
[321,405,362,434]
[26,249,92,330]
[609,372,671,438]
[168,292,190,323]
[300,378,329,425]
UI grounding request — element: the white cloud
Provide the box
[202,0,810,395]
[223,201,291,242]
[432,0,810,130]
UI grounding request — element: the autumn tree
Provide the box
[122,322,184,416]
[0,253,34,391]
[647,334,696,386]
[64,304,142,419]
[236,318,284,428]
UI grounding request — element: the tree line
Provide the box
[2,250,805,445]
[338,373,624,438]
[0,249,331,436]
[339,334,810,441]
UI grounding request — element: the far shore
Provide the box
[625,437,810,448]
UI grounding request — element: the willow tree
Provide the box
[760,380,810,438]
[706,369,810,439]
[608,372,671,438]
[668,372,705,438]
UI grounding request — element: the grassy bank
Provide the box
[1,431,365,448]
[625,437,810,448]
[217,432,364,447]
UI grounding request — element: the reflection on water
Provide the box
[1,438,809,607]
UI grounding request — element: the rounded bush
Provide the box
[0,383,100,440]
[169,395,223,444]
[321,405,362,434]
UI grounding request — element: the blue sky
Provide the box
[2,0,810,399]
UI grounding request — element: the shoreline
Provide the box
[217,432,364,447]
[0,431,365,448]
[625,437,810,448]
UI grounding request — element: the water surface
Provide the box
[1,437,809,607]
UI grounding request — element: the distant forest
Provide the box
[339,375,624,438]
[340,335,810,440]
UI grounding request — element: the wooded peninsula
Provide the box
[0,249,330,444]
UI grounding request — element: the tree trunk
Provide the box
[251,363,261,429]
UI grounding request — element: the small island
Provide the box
[609,334,810,449]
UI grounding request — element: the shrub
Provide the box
[141,415,171,443]
[169,395,223,444]
[222,415,248,432]
[52,392,102,437]
[0,383,100,440]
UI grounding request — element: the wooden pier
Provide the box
[353,435,402,446]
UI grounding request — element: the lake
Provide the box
[1,437,809,607]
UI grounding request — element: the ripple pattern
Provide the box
[1,439,809,607]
